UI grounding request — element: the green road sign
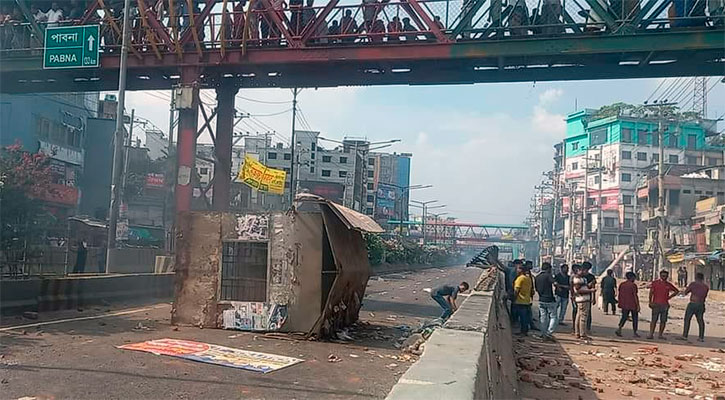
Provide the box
[44,25,100,69]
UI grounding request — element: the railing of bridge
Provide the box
[0,0,722,55]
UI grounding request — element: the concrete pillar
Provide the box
[175,68,200,214]
[212,86,239,211]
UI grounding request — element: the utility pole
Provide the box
[581,147,589,261]
[121,109,135,191]
[596,145,603,270]
[289,88,299,207]
[164,89,176,252]
[657,116,665,276]
[261,131,269,209]
[106,0,132,273]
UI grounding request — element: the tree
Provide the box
[0,143,55,270]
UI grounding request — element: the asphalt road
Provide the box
[0,265,482,400]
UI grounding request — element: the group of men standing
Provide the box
[507,261,711,343]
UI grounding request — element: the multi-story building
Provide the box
[368,152,412,223]
[0,92,98,224]
[559,108,722,265]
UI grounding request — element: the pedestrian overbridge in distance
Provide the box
[387,220,534,248]
[1,0,724,93]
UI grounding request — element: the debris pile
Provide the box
[466,245,499,268]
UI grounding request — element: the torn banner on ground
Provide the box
[117,338,303,373]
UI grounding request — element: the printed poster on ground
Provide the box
[237,155,286,195]
[118,338,303,373]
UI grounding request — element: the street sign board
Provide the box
[43,25,100,69]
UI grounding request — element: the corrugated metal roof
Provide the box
[296,193,384,233]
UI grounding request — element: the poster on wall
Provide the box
[118,338,303,373]
[237,155,286,194]
[222,302,288,332]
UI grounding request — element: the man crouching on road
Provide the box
[431,282,470,320]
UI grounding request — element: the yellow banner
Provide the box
[237,155,286,195]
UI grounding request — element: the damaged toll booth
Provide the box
[171,194,383,338]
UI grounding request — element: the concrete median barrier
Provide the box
[1,273,174,315]
[386,270,519,400]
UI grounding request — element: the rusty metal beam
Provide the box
[79,0,102,25]
[179,0,216,48]
[196,107,219,139]
[97,0,143,59]
[259,0,301,47]
[14,0,43,46]
[185,0,204,56]
[167,0,183,57]
[137,0,163,59]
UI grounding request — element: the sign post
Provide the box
[43,25,100,69]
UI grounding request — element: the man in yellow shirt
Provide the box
[513,262,535,336]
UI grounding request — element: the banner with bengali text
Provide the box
[237,155,286,195]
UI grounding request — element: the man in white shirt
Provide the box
[45,2,64,26]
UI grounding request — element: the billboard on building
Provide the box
[299,181,345,204]
[375,183,397,219]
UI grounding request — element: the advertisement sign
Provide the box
[118,338,303,373]
[237,155,286,195]
[376,183,398,218]
[39,140,84,165]
[145,173,165,188]
[299,181,345,204]
[222,302,288,331]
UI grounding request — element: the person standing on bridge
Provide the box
[615,271,640,337]
[554,264,570,325]
[647,269,680,340]
[535,262,558,340]
[430,282,469,320]
[512,262,535,336]
[679,272,709,342]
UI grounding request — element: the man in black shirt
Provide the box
[554,264,570,325]
[535,262,557,340]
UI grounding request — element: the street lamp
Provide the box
[411,200,445,245]
[430,212,449,245]
[381,183,432,235]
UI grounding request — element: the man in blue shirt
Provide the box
[431,282,470,319]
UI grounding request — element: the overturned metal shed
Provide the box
[171,194,383,337]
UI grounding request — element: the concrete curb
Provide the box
[386,271,520,400]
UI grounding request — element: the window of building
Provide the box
[587,197,595,206]
[622,195,632,205]
[284,153,291,160]
[339,156,347,164]
[706,191,713,195]
[604,217,616,228]
[718,192,725,196]
[621,151,631,160]
[668,133,678,148]
[199,167,209,175]
[637,130,648,145]
[311,142,316,151]
[311,152,315,159]
[652,153,659,163]
[321,169,331,177]
[651,131,659,146]
[367,170,374,178]
[268,152,277,160]
[621,128,633,143]
[624,219,633,229]
[571,142,579,151]
[367,195,374,203]
[220,242,268,302]
[621,173,632,182]
[339,171,347,178]
[571,162,578,170]
[322,155,331,162]
[366,207,374,215]
[283,167,291,173]
[707,157,718,166]
[594,175,600,184]
[285,181,290,188]
[686,156,698,165]
[687,135,697,149]
[590,128,607,146]
[670,190,680,206]
[683,189,692,194]
[668,155,679,164]
[310,167,315,174]
[368,158,375,165]
[637,152,647,161]
[695,190,703,195]
[367,183,374,190]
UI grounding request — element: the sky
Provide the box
[124,78,725,225]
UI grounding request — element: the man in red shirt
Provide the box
[679,272,709,342]
[648,270,680,340]
[615,271,640,337]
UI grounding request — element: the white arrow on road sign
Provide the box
[87,35,95,51]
